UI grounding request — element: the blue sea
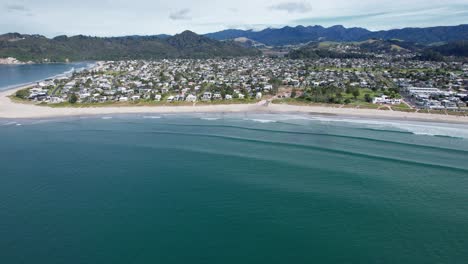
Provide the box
[0,62,93,91]
[1,113,468,263]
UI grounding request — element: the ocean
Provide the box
[1,113,467,263]
[0,62,93,91]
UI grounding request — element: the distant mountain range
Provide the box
[205,24,468,46]
[1,25,467,62]
[0,31,259,62]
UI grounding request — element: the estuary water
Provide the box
[0,113,467,263]
[0,62,93,91]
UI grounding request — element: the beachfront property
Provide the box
[372,95,402,105]
[403,87,468,110]
[16,57,467,111]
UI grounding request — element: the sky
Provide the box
[1,0,468,37]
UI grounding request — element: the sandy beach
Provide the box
[2,85,468,123]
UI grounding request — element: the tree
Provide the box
[352,89,360,99]
[15,89,30,99]
[364,94,372,103]
[344,98,351,104]
[85,78,92,88]
[291,88,297,98]
[69,94,78,104]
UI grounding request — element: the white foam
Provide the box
[236,113,468,139]
[244,118,277,123]
[101,117,113,120]
[391,123,468,139]
[143,116,161,119]
[200,117,221,121]
[1,122,17,126]
[304,116,468,139]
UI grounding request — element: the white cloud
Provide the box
[5,4,30,12]
[269,2,312,13]
[169,9,191,20]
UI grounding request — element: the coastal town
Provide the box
[15,57,468,112]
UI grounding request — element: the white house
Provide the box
[167,96,175,102]
[119,97,128,102]
[154,94,162,101]
[256,92,262,100]
[186,94,197,102]
[202,92,212,101]
[373,95,401,105]
[225,94,233,100]
[263,85,273,91]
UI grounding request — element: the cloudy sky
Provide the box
[1,0,467,37]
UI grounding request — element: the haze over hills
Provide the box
[0,31,259,62]
[205,24,468,46]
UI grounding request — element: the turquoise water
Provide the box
[1,114,468,263]
[0,62,92,91]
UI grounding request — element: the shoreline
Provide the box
[2,85,468,124]
[0,61,97,92]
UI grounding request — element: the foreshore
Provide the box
[2,85,468,124]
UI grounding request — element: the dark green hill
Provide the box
[0,31,259,62]
[430,41,468,57]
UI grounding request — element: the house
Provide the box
[49,97,64,104]
[186,94,197,102]
[202,92,212,101]
[154,94,162,101]
[117,87,128,93]
[119,97,128,102]
[174,94,185,101]
[238,94,245,99]
[225,94,233,100]
[131,95,141,101]
[256,92,262,100]
[373,95,401,105]
[213,93,222,100]
[167,96,175,102]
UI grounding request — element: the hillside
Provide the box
[429,41,468,57]
[232,37,269,48]
[165,31,259,58]
[0,31,259,62]
[206,24,468,46]
[206,25,370,46]
[287,39,423,59]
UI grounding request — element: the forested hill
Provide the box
[205,25,468,46]
[0,31,260,62]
